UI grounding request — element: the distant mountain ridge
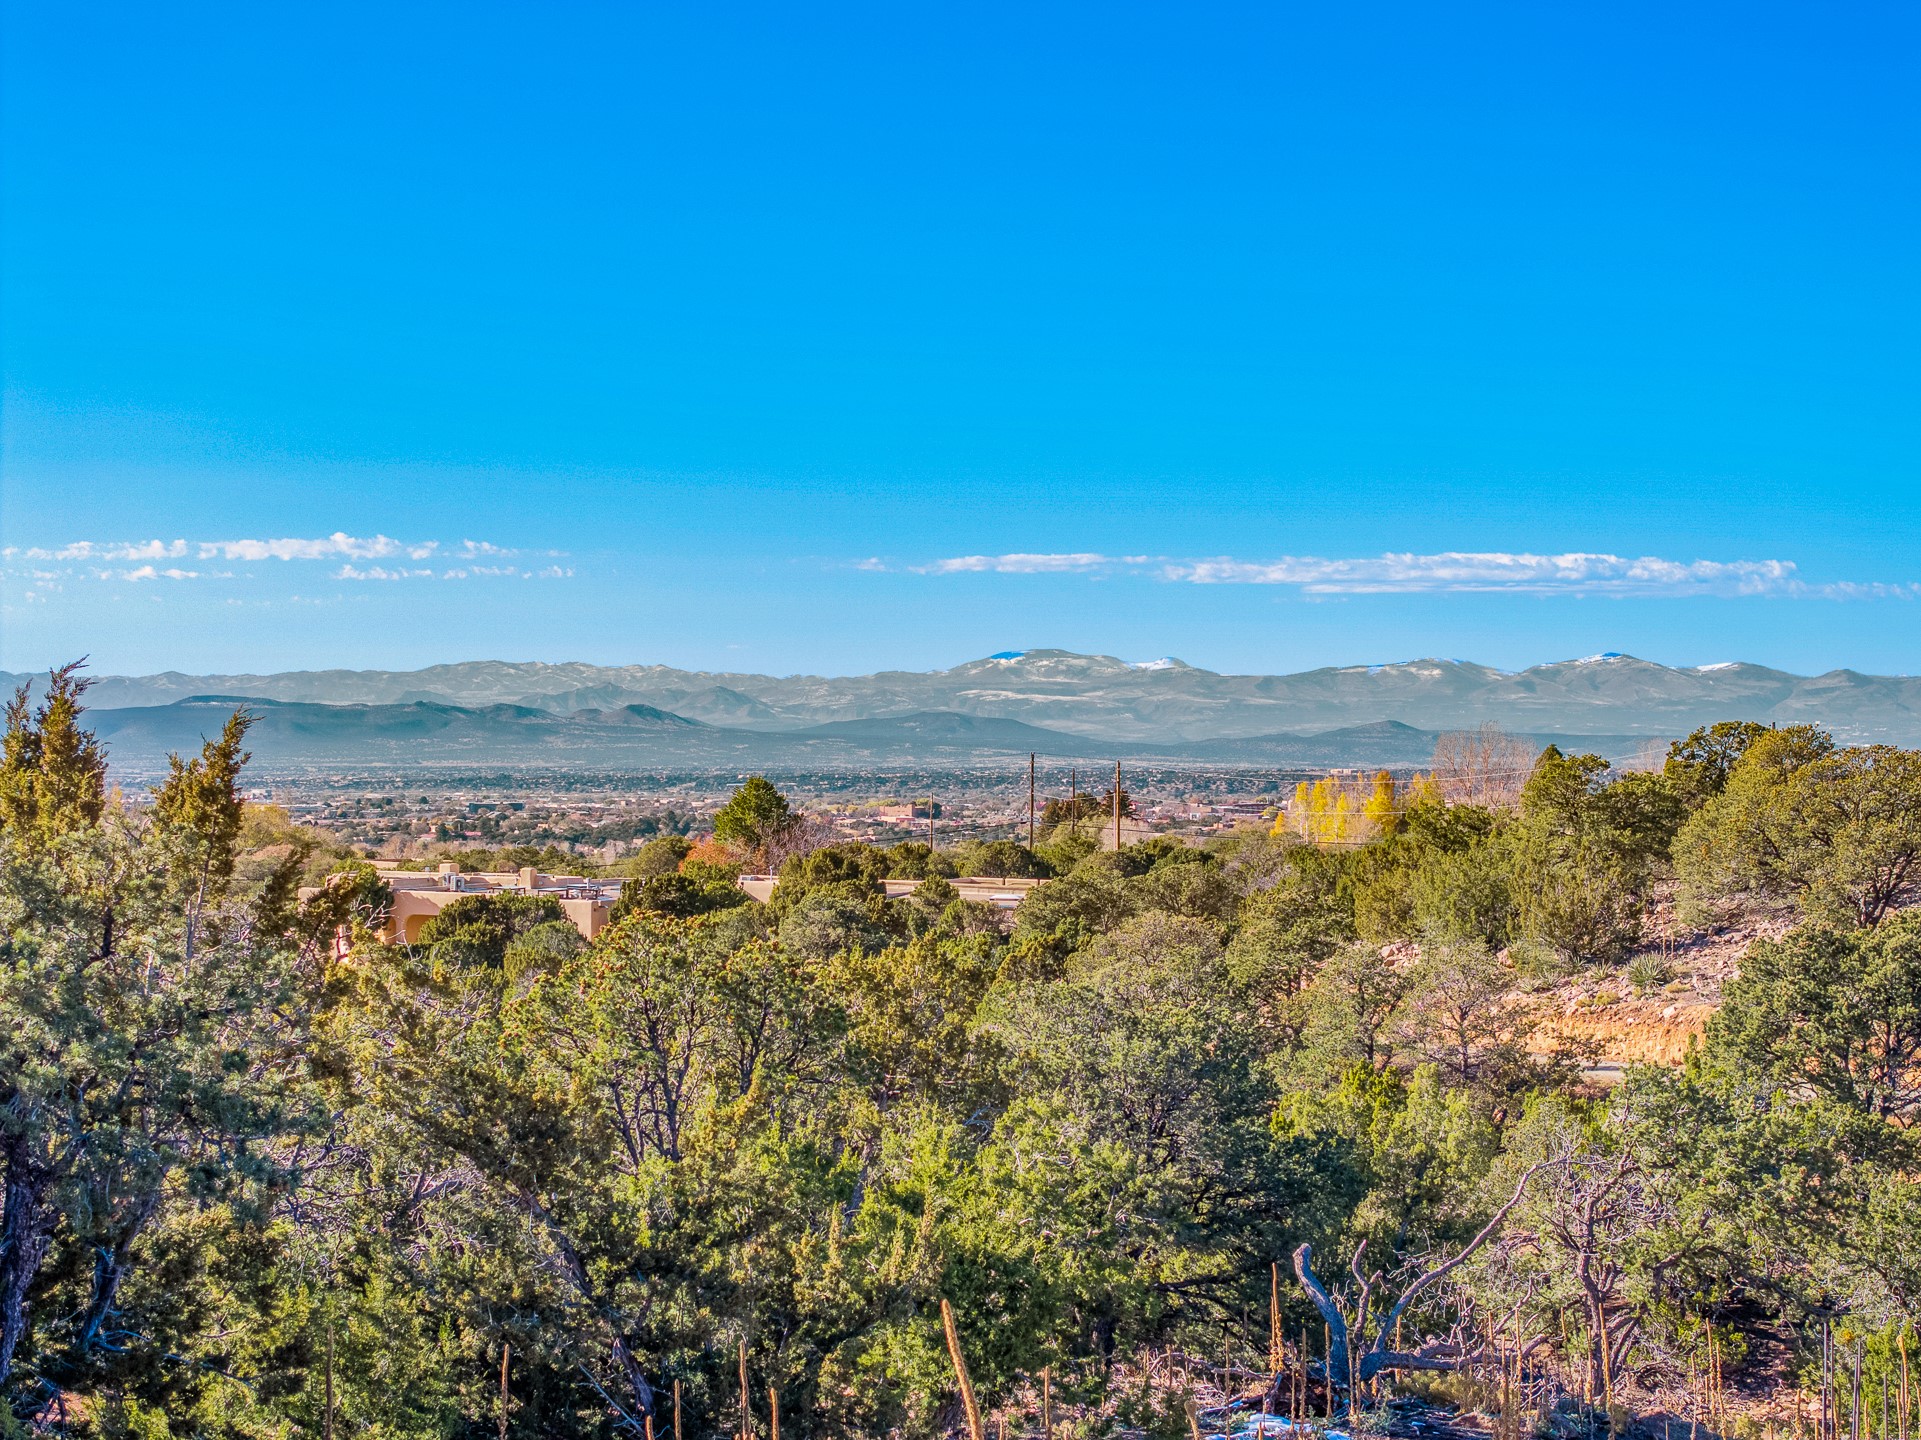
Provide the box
[82,697,1649,774]
[12,650,1921,747]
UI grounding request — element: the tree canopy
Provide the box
[2,688,1918,1438]
[711,775,799,866]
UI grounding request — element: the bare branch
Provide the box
[1291,1244,1345,1338]
[1370,1157,1559,1358]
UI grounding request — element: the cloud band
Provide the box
[2,534,566,585]
[893,550,1916,599]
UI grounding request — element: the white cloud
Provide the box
[331,561,575,582]
[18,539,191,562]
[1163,552,1808,597]
[198,533,414,562]
[918,552,1121,574]
[0,533,573,588]
[116,540,191,561]
[1815,580,1921,600]
[333,565,426,581]
[907,549,1915,599]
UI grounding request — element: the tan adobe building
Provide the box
[735,874,1044,910]
[355,860,622,944]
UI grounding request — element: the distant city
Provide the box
[237,761,1297,865]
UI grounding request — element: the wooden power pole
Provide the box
[1028,753,1036,848]
[1113,760,1122,851]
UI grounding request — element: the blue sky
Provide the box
[3,1,1917,680]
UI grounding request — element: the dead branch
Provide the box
[1289,1156,1561,1392]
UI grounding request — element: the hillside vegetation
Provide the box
[2,674,1918,1437]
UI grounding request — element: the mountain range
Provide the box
[81,698,1490,772]
[10,650,1919,771]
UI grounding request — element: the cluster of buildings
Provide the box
[293,771,1296,950]
[735,873,1044,910]
[346,863,1047,948]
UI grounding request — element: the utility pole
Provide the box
[1028,754,1036,849]
[1069,769,1078,837]
[1113,759,1122,851]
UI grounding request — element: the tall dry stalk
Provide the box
[1301,1324,1310,1427]
[1324,1323,1334,1423]
[739,1340,751,1440]
[1688,1323,1698,1440]
[1270,1263,1284,1374]
[1824,1323,1834,1440]
[1600,1304,1617,1434]
[1712,1323,1722,1433]
[941,1298,986,1440]
[1900,1329,1911,1440]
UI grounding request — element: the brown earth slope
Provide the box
[1529,891,1799,1075]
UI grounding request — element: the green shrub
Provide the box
[1508,938,1575,989]
[414,893,566,969]
[614,871,748,920]
[1626,951,1674,992]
